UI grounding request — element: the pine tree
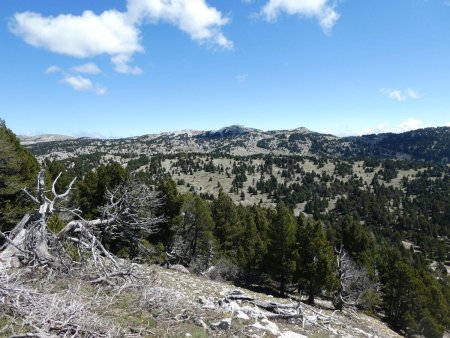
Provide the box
[266,202,297,295]
[236,205,268,282]
[0,121,39,232]
[379,249,449,337]
[74,162,127,219]
[171,195,215,272]
[337,216,375,267]
[156,178,183,247]
[296,219,338,304]
[211,192,243,261]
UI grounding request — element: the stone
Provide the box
[194,318,208,329]
[169,264,190,274]
[251,319,280,336]
[235,310,250,320]
[281,331,308,338]
[222,300,241,312]
[198,296,215,309]
[211,318,232,330]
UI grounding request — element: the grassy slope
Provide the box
[1,264,401,338]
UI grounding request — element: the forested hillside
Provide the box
[23,125,450,163]
[1,121,450,337]
[345,127,450,162]
[0,119,39,231]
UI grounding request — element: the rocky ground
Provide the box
[145,265,402,338]
[0,262,401,338]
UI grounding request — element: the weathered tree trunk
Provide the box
[1,170,162,283]
[0,170,77,269]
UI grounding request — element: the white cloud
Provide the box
[383,89,406,101]
[445,122,450,127]
[236,73,248,83]
[111,54,143,75]
[45,65,61,74]
[10,1,232,74]
[356,118,426,136]
[405,88,420,99]
[62,75,93,91]
[10,10,142,74]
[260,0,340,33]
[327,118,432,137]
[380,88,422,101]
[127,0,233,49]
[94,85,108,95]
[72,63,102,74]
[398,117,423,131]
[61,75,107,95]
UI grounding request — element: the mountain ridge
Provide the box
[21,125,450,163]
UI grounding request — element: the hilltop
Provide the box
[21,125,450,163]
[18,134,75,145]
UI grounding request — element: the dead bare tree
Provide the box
[223,290,336,328]
[99,180,164,257]
[0,171,162,282]
[0,269,121,337]
[0,169,77,268]
[333,247,379,311]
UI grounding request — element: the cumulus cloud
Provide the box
[54,71,108,95]
[62,75,93,91]
[94,85,108,95]
[72,63,102,74]
[9,0,232,74]
[61,75,107,95]
[10,10,142,73]
[356,118,427,136]
[327,118,433,137]
[260,0,340,33]
[111,54,143,75]
[236,73,248,83]
[45,64,108,94]
[380,88,422,101]
[45,65,62,74]
[127,0,233,48]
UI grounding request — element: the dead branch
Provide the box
[0,269,120,337]
[333,246,378,311]
[219,289,335,327]
[1,170,163,282]
[101,181,164,236]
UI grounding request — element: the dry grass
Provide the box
[0,263,402,338]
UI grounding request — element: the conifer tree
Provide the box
[171,195,215,272]
[0,120,39,232]
[156,178,183,247]
[337,215,375,267]
[211,192,243,260]
[266,202,297,295]
[236,206,268,281]
[74,162,127,218]
[296,219,338,304]
[380,249,449,337]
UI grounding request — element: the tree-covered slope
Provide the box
[0,119,39,231]
[23,126,450,163]
[345,127,450,162]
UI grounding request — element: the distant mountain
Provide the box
[19,134,75,145]
[344,127,450,162]
[23,125,450,163]
[196,125,260,139]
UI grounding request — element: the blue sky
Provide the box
[1,0,449,137]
